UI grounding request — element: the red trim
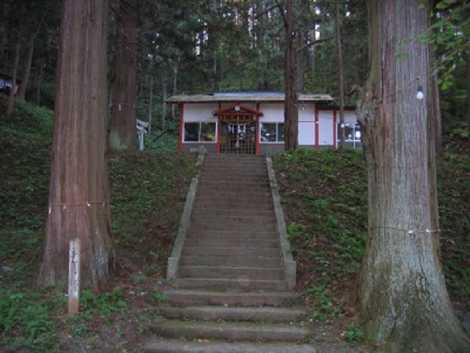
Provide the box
[256,103,261,155]
[178,103,184,152]
[216,103,222,154]
[315,105,320,148]
[333,110,337,149]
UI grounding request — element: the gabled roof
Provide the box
[167,91,333,103]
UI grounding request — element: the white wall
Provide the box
[259,103,284,123]
[298,103,315,145]
[319,110,334,145]
[183,103,218,122]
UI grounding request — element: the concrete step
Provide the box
[200,167,267,174]
[188,229,279,239]
[196,189,272,198]
[164,290,300,307]
[193,204,274,212]
[193,203,274,212]
[144,339,316,353]
[198,181,270,188]
[190,214,276,224]
[191,209,275,217]
[180,255,281,267]
[175,278,288,291]
[189,223,277,233]
[182,246,280,257]
[159,305,306,323]
[179,265,284,281]
[196,197,272,207]
[151,320,310,342]
[184,238,280,249]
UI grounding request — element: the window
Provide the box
[184,123,199,142]
[261,123,284,143]
[184,122,216,142]
[200,122,216,142]
[337,122,361,147]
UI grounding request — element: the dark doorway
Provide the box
[220,118,256,154]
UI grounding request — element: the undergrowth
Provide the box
[0,97,195,352]
[274,148,470,320]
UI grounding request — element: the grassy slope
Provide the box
[0,97,195,352]
[274,149,470,322]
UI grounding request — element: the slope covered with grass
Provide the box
[274,149,470,322]
[0,97,195,352]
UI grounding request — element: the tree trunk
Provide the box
[38,0,113,290]
[171,61,178,119]
[147,75,153,133]
[335,0,345,149]
[35,62,45,106]
[18,37,35,100]
[161,74,167,130]
[296,30,305,93]
[108,0,138,152]
[7,42,21,117]
[466,51,470,125]
[283,0,298,151]
[357,1,470,352]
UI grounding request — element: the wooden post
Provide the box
[68,238,80,315]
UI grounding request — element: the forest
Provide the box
[0,0,469,353]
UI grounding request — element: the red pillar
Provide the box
[256,103,261,155]
[216,103,222,154]
[333,110,337,149]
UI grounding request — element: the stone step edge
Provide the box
[158,305,307,323]
[150,319,310,343]
[143,339,316,353]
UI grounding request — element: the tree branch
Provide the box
[297,37,333,51]
[274,0,288,30]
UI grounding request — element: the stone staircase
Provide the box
[144,154,315,353]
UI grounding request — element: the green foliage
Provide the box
[0,99,197,351]
[344,323,364,343]
[151,291,168,304]
[80,288,127,317]
[0,290,57,352]
[275,148,470,311]
[306,284,340,321]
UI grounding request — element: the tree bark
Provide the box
[35,61,45,106]
[108,0,138,152]
[335,0,345,149]
[466,50,470,125]
[38,0,113,290]
[171,61,178,119]
[7,42,20,117]
[357,1,470,352]
[147,74,153,133]
[283,0,299,150]
[161,74,167,130]
[18,37,35,100]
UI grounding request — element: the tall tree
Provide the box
[6,42,20,116]
[466,51,470,125]
[357,1,470,352]
[17,36,35,100]
[335,0,345,148]
[39,0,113,289]
[109,0,138,151]
[283,0,299,150]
